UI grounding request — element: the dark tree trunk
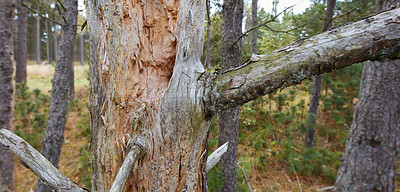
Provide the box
[79,34,84,66]
[0,0,15,191]
[54,24,58,62]
[334,60,400,192]
[46,19,50,64]
[16,0,28,87]
[35,1,78,191]
[36,11,41,65]
[204,0,211,69]
[69,42,75,100]
[251,0,258,55]
[335,0,400,191]
[304,0,336,147]
[219,0,243,191]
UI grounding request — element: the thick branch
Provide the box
[0,129,87,192]
[207,8,400,112]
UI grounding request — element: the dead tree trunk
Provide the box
[305,0,336,147]
[0,0,15,191]
[334,1,400,191]
[16,0,28,87]
[219,0,243,191]
[36,1,78,191]
[85,0,400,189]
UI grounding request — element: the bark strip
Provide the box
[0,129,87,192]
[208,8,400,113]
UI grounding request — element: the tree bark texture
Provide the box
[219,0,243,191]
[16,0,28,87]
[334,60,400,192]
[305,0,336,148]
[251,0,258,55]
[87,0,209,191]
[335,1,400,191]
[36,1,78,191]
[36,12,41,65]
[86,1,400,190]
[0,0,15,191]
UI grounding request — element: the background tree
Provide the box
[305,0,336,147]
[334,0,400,190]
[219,0,243,191]
[0,0,16,191]
[36,8,41,65]
[251,0,258,55]
[16,0,28,88]
[35,0,78,191]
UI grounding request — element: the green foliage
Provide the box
[77,102,92,190]
[207,164,224,191]
[14,83,50,149]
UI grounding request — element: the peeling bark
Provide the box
[86,1,400,190]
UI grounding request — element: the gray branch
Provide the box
[0,129,87,192]
[206,142,228,172]
[208,8,400,113]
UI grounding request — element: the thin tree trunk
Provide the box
[304,0,336,147]
[0,0,15,190]
[219,0,243,191]
[204,0,211,69]
[335,0,400,191]
[46,19,50,64]
[36,9,41,65]
[35,1,78,191]
[54,24,58,62]
[251,0,258,55]
[80,34,84,66]
[69,43,75,100]
[16,0,28,87]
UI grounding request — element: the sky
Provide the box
[258,0,312,14]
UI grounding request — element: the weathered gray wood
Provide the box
[208,8,400,113]
[206,142,228,173]
[0,129,87,192]
[110,136,146,192]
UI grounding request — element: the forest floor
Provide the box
[13,62,400,192]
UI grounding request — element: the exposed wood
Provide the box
[208,8,400,113]
[0,129,87,192]
[205,142,228,172]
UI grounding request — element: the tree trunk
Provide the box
[46,19,50,64]
[305,0,336,148]
[54,24,58,62]
[35,1,78,191]
[0,0,15,191]
[36,10,41,65]
[69,43,75,100]
[204,0,211,69]
[219,0,243,191]
[251,0,258,55]
[80,34,84,66]
[16,0,28,87]
[335,1,400,191]
[85,0,400,189]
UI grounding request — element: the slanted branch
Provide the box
[0,129,88,192]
